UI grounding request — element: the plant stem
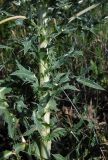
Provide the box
[39,60,51,160]
[38,3,51,159]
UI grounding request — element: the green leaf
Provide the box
[0,87,17,139]
[23,125,37,136]
[4,110,17,139]
[32,110,44,133]
[53,154,66,160]
[65,47,83,58]
[46,98,57,111]
[28,142,40,158]
[0,150,13,160]
[76,77,105,90]
[11,61,38,86]
[16,96,27,112]
[52,58,64,69]
[0,87,11,109]
[0,87,11,99]
[13,143,26,154]
[0,45,12,50]
[70,50,83,57]
[51,128,66,141]
[73,119,84,131]
[55,73,70,84]
[62,83,79,91]
[54,73,67,83]
[23,40,32,54]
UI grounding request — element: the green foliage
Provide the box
[11,61,38,84]
[76,77,105,90]
[53,154,66,160]
[0,0,108,159]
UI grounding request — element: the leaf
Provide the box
[54,73,67,83]
[58,73,70,84]
[51,128,66,141]
[70,50,83,57]
[28,142,40,158]
[13,143,26,154]
[53,154,66,160]
[16,97,27,112]
[0,45,12,50]
[0,88,17,139]
[15,19,23,26]
[73,119,84,131]
[46,98,57,111]
[0,150,13,160]
[0,87,11,99]
[62,83,79,91]
[11,61,38,86]
[4,110,17,139]
[32,110,44,133]
[52,58,64,69]
[76,77,105,90]
[0,87,11,109]
[22,40,32,54]
[23,125,37,136]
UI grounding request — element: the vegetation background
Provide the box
[0,0,108,159]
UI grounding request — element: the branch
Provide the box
[0,16,26,25]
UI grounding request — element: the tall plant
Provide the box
[0,0,106,160]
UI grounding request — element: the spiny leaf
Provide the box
[62,83,79,91]
[22,40,32,54]
[76,77,105,90]
[51,128,66,141]
[11,61,38,86]
[54,73,69,84]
